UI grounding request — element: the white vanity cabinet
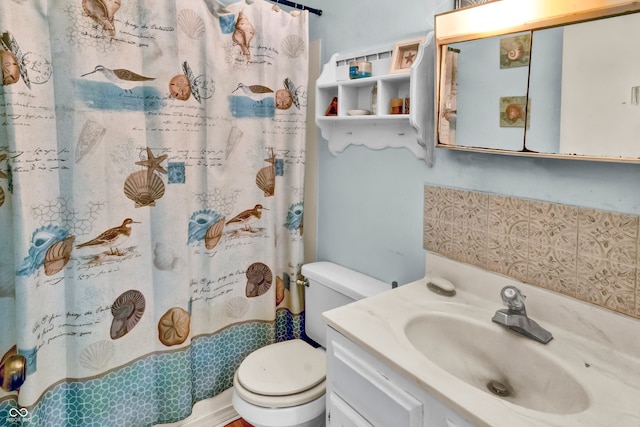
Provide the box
[326,327,476,427]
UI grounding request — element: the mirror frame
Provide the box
[434,0,640,163]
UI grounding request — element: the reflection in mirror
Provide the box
[439,33,530,151]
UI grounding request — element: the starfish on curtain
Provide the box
[135,147,168,177]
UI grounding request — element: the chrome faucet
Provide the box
[492,286,553,344]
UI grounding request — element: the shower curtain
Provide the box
[0,0,308,425]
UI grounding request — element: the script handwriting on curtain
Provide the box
[0,0,308,425]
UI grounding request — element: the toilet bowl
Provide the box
[232,339,326,427]
[232,262,389,427]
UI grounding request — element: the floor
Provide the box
[224,419,253,427]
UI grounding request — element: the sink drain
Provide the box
[486,380,512,397]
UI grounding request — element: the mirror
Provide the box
[435,0,640,162]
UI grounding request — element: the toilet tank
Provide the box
[301,262,389,347]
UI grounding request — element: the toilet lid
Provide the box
[236,339,326,396]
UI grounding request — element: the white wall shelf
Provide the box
[315,33,435,164]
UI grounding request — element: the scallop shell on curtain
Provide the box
[124,170,166,208]
[226,296,249,319]
[204,217,225,250]
[79,340,115,371]
[255,165,275,197]
[245,262,273,298]
[44,236,75,276]
[281,35,305,59]
[110,290,146,339]
[0,186,4,207]
[178,9,205,39]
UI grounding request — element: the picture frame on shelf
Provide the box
[454,0,500,10]
[389,37,425,74]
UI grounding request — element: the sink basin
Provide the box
[323,253,640,426]
[404,312,589,415]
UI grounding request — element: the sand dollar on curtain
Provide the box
[0,0,308,425]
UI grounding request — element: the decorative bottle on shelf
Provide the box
[390,98,403,114]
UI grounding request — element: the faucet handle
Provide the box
[500,286,526,312]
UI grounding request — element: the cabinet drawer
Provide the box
[328,392,374,427]
[331,341,422,427]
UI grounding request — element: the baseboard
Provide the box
[156,388,240,427]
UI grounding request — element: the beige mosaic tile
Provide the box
[453,225,488,268]
[487,233,528,281]
[424,218,453,254]
[423,186,440,220]
[578,209,637,265]
[424,185,455,222]
[423,216,438,249]
[429,220,456,259]
[576,255,636,316]
[527,248,577,296]
[454,190,489,230]
[489,195,529,238]
[529,201,578,255]
[423,184,640,319]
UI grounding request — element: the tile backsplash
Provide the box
[423,185,640,318]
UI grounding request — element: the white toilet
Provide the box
[232,261,389,427]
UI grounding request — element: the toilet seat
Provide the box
[234,339,326,408]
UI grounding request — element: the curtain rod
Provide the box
[269,0,323,16]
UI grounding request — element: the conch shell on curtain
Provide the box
[232,11,255,60]
[82,0,122,37]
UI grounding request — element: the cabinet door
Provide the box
[424,394,477,427]
[331,341,423,427]
[328,392,375,427]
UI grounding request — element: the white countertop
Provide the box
[322,253,640,427]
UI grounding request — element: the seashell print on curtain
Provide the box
[0,0,308,425]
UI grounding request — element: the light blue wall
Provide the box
[303,0,640,286]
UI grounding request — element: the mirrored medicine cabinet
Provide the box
[434,0,640,163]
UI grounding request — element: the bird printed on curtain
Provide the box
[76,218,140,256]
